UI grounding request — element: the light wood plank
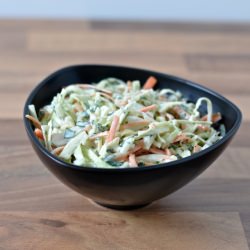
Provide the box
[2,178,250,213]
[186,53,250,73]
[240,213,250,248]
[225,95,249,121]
[0,212,248,250]
[0,94,26,119]
[183,72,250,95]
[200,146,250,179]
[1,53,250,94]
[90,20,250,33]
[27,30,250,54]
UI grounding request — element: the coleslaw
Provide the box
[26,76,225,168]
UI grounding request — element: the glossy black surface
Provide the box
[23,65,242,209]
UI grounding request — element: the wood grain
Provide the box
[27,30,250,55]
[0,212,248,250]
[186,54,250,72]
[0,19,250,249]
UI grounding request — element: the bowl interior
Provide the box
[26,65,241,135]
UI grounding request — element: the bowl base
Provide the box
[94,201,150,210]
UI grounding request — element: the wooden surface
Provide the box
[0,19,249,250]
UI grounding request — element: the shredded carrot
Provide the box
[115,141,144,161]
[73,103,83,113]
[52,146,65,155]
[170,106,189,119]
[143,76,157,89]
[201,112,222,123]
[140,104,157,113]
[165,148,172,156]
[212,113,222,123]
[129,154,138,167]
[127,80,132,91]
[25,115,41,129]
[90,131,108,140]
[77,84,112,95]
[135,149,149,156]
[193,144,201,153]
[130,145,143,154]
[197,125,210,132]
[120,121,149,130]
[173,134,191,143]
[149,147,166,154]
[106,115,119,143]
[34,128,44,140]
[100,92,114,102]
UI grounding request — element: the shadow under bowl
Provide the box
[23,64,242,210]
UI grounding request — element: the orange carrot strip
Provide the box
[193,144,201,153]
[77,84,112,95]
[90,131,109,140]
[201,112,222,123]
[165,148,172,156]
[173,134,191,143]
[135,148,150,156]
[34,128,44,140]
[212,113,222,123]
[120,121,149,130]
[140,104,157,113]
[52,146,65,155]
[127,80,132,91]
[170,106,189,119]
[130,145,143,154]
[149,147,166,155]
[25,115,41,129]
[129,154,138,167]
[197,125,210,132]
[73,102,83,113]
[143,76,157,89]
[100,92,114,102]
[106,115,119,143]
[115,142,144,161]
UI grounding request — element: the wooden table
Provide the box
[0,19,249,250]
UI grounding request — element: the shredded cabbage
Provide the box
[26,77,224,168]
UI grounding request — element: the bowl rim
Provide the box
[23,64,242,173]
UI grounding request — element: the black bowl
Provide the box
[23,65,242,210]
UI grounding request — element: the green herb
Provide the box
[107,149,115,154]
[96,123,109,132]
[79,111,89,118]
[106,160,123,167]
[138,162,145,167]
